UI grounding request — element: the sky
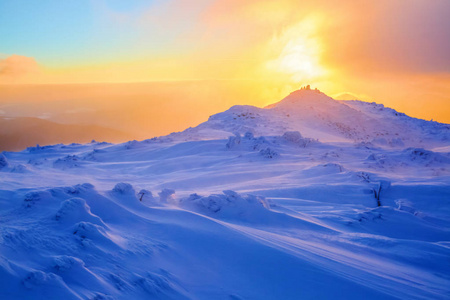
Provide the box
[1,0,450,123]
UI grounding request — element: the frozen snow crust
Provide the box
[1,89,449,299]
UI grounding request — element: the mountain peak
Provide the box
[265,86,333,109]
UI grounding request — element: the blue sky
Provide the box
[0,0,205,66]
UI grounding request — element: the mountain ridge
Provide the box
[167,88,449,149]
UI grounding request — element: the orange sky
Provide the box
[1,0,449,123]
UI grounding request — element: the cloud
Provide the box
[0,55,41,83]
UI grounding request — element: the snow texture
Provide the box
[0,88,449,300]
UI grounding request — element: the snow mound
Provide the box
[259,147,279,158]
[130,271,176,296]
[226,132,270,151]
[46,184,95,201]
[395,199,420,216]
[137,189,156,203]
[225,132,281,158]
[158,188,175,203]
[0,153,9,169]
[27,144,66,153]
[53,155,81,169]
[0,154,29,172]
[404,147,450,165]
[82,149,106,161]
[371,137,405,148]
[51,255,115,297]
[345,206,450,242]
[365,148,450,170]
[282,130,303,142]
[22,270,68,291]
[23,190,55,208]
[124,140,143,150]
[55,198,105,227]
[52,255,86,272]
[112,182,135,195]
[27,158,48,166]
[11,164,28,173]
[109,183,151,209]
[178,190,270,219]
[302,163,345,176]
[279,131,316,147]
[71,221,119,249]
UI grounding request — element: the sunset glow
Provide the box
[1,2,450,297]
[0,0,449,123]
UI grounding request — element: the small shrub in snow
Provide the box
[132,272,173,295]
[281,131,316,147]
[138,189,155,202]
[282,131,303,143]
[11,164,27,173]
[125,140,140,149]
[112,183,135,195]
[259,147,279,158]
[354,209,383,223]
[355,172,371,182]
[226,133,241,149]
[23,191,52,208]
[22,270,62,289]
[158,189,175,203]
[372,180,391,206]
[82,149,105,161]
[53,155,81,169]
[365,153,389,168]
[226,131,270,151]
[71,222,112,247]
[179,190,270,218]
[354,141,375,149]
[390,138,405,148]
[52,255,84,272]
[0,153,9,169]
[27,144,42,152]
[405,148,442,163]
[251,137,269,150]
[27,158,47,166]
[244,131,254,139]
[63,183,94,195]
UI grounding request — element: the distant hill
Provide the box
[0,117,132,151]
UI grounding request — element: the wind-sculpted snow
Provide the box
[178,190,271,216]
[0,153,9,169]
[55,197,105,227]
[1,89,450,299]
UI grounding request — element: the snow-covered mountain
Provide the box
[170,88,449,148]
[1,89,449,300]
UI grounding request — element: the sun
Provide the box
[266,16,326,82]
[276,38,321,79]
